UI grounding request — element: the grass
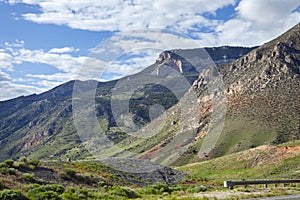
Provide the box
[0,153,299,199]
[178,147,300,187]
[278,140,300,147]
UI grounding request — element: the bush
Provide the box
[22,173,34,181]
[98,180,107,187]
[59,168,77,181]
[0,167,17,175]
[62,187,110,200]
[27,160,39,167]
[28,190,60,200]
[14,157,37,170]
[64,168,76,177]
[26,184,65,200]
[62,187,85,200]
[188,184,208,193]
[153,183,171,194]
[4,160,14,167]
[108,186,139,198]
[0,189,26,200]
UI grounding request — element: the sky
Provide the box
[0,0,299,101]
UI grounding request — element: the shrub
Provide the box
[0,167,17,175]
[59,168,77,181]
[98,180,107,187]
[4,160,14,167]
[22,173,34,181]
[27,160,39,167]
[26,184,65,200]
[153,183,171,194]
[8,168,17,175]
[188,184,208,193]
[108,186,139,198]
[28,190,60,200]
[62,187,110,200]
[64,168,76,177]
[0,189,26,200]
[14,157,37,170]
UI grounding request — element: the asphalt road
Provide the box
[246,194,300,200]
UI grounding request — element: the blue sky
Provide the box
[0,0,299,101]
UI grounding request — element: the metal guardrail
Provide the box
[224,180,300,189]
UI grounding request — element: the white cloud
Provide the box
[7,0,235,33]
[6,0,299,47]
[0,70,11,82]
[214,0,300,46]
[49,46,79,54]
[0,42,92,100]
[15,48,86,73]
[0,51,13,70]
[1,0,300,101]
[4,40,24,48]
[236,0,299,27]
[36,79,64,88]
[0,81,44,101]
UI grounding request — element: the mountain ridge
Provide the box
[0,22,299,164]
[115,23,300,165]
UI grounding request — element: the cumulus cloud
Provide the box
[236,0,299,27]
[0,69,44,101]
[0,42,90,100]
[6,0,300,47]
[7,0,235,33]
[0,81,44,101]
[0,51,13,70]
[1,0,300,100]
[0,70,11,82]
[15,48,86,73]
[214,0,300,46]
[4,40,25,48]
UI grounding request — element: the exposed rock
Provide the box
[96,158,186,186]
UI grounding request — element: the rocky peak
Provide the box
[153,47,256,77]
[154,51,194,76]
[214,23,300,96]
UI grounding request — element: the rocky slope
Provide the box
[0,46,253,161]
[115,23,300,166]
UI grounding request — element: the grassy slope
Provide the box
[178,140,300,186]
[1,141,300,199]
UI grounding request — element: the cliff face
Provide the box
[153,46,255,77]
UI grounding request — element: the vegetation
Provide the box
[0,144,300,199]
[0,189,26,200]
[178,142,300,186]
[0,23,299,199]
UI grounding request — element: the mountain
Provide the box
[0,46,254,161]
[2,22,299,164]
[112,23,300,166]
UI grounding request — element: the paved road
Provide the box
[246,194,300,200]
